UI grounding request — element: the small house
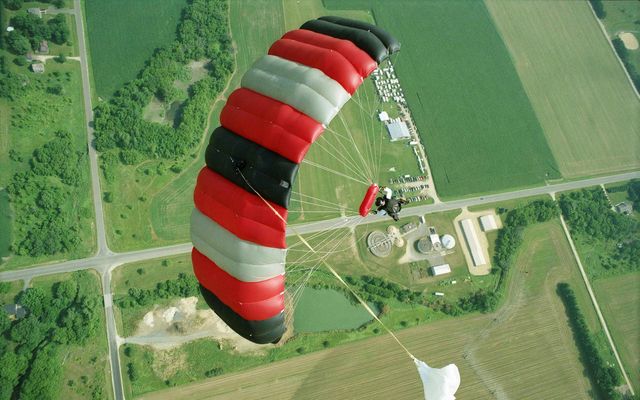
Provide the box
[615,202,633,215]
[31,63,45,73]
[39,40,49,54]
[4,304,26,320]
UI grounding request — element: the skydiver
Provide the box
[372,187,407,221]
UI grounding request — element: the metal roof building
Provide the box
[430,264,451,276]
[479,214,498,231]
[461,218,486,266]
[386,120,411,141]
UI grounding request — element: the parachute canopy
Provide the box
[414,358,461,400]
[191,16,399,344]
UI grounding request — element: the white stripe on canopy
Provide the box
[190,209,286,282]
[242,55,350,126]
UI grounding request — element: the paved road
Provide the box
[3,171,637,284]
[290,170,640,236]
[73,0,111,258]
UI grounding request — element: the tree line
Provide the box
[117,273,200,309]
[93,0,233,169]
[0,271,103,400]
[556,283,622,399]
[612,37,640,92]
[6,130,88,257]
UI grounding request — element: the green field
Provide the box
[0,279,22,305]
[601,0,640,75]
[326,0,560,199]
[85,0,187,98]
[486,0,640,178]
[0,61,95,269]
[30,271,112,400]
[0,189,11,260]
[138,220,602,400]
[593,272,640,390]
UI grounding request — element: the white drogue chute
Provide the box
[414,358,461,400]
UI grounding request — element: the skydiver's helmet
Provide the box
[375,197,386,207]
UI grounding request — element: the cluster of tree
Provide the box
[560,189,636,241]
[457,289,499,313]
[5,13,69,55]
[0,271,102,399]
[612,37,640,92]
[561,188,639,277]
[556,283,622,399]
[3,0,65,11]
[627,180,640,210]
[6,130,86,257]
[0,55,29,100]
[93,0,232,165]
[344,275,423,304]
[588,0,606,19]
[118,273,200,309]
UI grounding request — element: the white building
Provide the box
[460,218,486,266]
[430,264,451,276]
[441,234,456,250]
[386,120,411,141]
[378,111,389,122]
[479,214,498,231]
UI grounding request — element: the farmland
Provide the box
[326,0,560,199]
[138,220,599,400]
[593,272,640,390]
[485,0,640,178]
[85,0,187,99]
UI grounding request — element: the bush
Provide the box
[588,0,606,19]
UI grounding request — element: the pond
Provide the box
[293,288,377,333]
[0,189,12,261]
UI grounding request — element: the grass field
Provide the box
[486,0,640,178]
[138,220,603,400]
[0,189,11,260]
[30,271,112,400]
[326,0,560,199]
[0,60,95,270]
[601,1,640,74]
[593,272,640,390]
[0,279,22,305]
[85,0,187,98]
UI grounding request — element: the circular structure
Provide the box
[367,231,392,257]
[394,237,405,248]
[441,234,456,250]
[416,237,432,254]
[619,32,639,50]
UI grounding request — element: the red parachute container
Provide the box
[359,184,379,217]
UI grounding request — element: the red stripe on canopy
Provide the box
[193,248,285,321]
[220,88,324,163]
[194,167,287,249]
[282,29,377,78]
[269,38,362,94]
